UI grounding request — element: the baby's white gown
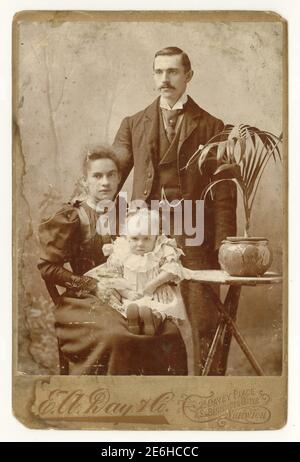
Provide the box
[87,235,188,320]
[86,235,198,374]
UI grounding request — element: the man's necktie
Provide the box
[161,108,184,143]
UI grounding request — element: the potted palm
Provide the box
[188,124,282,276]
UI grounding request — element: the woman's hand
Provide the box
[109,289,123,305]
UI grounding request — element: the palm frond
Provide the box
[184,127,232,171]
[242,133,260,185]
[246,148,267,199]
[197,142,219,172]
[192,123,282,236]
[248,137,283,211]
[213,163,242,181]
[245,133,282,200]
[184,125,238,172]
[242,127,282,162]
[216,140,227,163]
[200,178,244,203]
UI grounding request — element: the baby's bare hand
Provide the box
[158,284,174,304]
[107,278,133,291]
[143,288,154,296]
[120,289,140,301]
[143,283,156,296]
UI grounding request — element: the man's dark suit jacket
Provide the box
[113,95,237,262]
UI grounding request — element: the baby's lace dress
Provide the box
[86,235,188,321]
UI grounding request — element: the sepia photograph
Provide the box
[12,10,287,430]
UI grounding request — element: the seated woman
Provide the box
[38,146,187,375]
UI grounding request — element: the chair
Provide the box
[44,280,69,375]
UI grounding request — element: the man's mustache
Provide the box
[159,84,175,90]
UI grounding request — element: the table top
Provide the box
[192,270,283,286]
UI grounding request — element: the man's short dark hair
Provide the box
[83,145,120,176]
[154,47,191,73]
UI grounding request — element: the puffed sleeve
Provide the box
[38,205,97,294]
[38,205,80,264]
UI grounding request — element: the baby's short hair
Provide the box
[125,208,162,236]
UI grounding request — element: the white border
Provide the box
[1,0,299,442]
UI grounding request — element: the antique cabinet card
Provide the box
[13,10,287,430]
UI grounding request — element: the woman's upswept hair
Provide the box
[82,144,121,176]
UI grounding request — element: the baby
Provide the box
[86,208,188,336]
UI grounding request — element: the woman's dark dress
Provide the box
[38,201,187,375]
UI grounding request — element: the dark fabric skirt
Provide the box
[55,293,187,375]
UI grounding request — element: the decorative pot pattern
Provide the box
[218,237,273,277]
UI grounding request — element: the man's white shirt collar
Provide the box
[160,92,188,110]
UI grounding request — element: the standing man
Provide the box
[113,47,237,374]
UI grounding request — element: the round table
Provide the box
[188,270,282,376]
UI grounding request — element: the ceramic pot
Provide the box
[218,237,273,276]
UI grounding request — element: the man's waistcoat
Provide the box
[151,110,182,202]
[113,96,237,251]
